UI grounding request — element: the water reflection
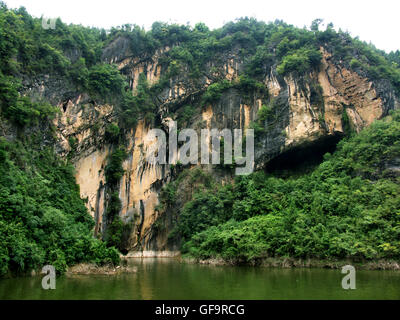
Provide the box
[0,258,399,300]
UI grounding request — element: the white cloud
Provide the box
[4,0,400,52]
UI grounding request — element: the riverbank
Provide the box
[121,250,400,270]
[123,250,180,258]
[66,263,137,275]
[8,254,398,279]
[180,256,400,270]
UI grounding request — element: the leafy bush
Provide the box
[105,123,120,143]
[257,104,273,123]
[88,64,126,101]
[105,148,126,186]
[350,58,362,69]
[277,47,322,77]
[179,185,234,242]
[202,80,233,104]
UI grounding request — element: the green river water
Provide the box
[0,258,399,300]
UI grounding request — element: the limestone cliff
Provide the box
[28,41,398,255]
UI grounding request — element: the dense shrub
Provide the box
[202,80,233,104]
[104,123,120,143]
[105,148,126,185]
[257,104,273,123]
[277,47,322,77]
[88,64,126,101]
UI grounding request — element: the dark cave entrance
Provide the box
[265,134,344,176]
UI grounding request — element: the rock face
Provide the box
[35,43,398,254]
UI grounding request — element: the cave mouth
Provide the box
[120,249,129,255]
[265,134,344,176]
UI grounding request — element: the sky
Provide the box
[4,0,400,53]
